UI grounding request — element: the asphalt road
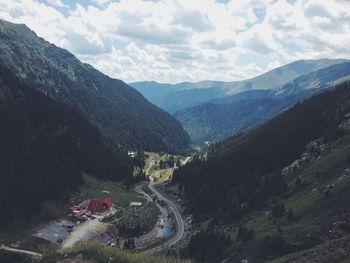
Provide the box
[145,183,185,254]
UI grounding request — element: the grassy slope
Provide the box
[144,152,190,182]
[270,236,350,263]
[222,133,350,262]
[74,174,143,208]
[41,242,191,263]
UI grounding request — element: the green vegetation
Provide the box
[0,17,189,230]
[76,175,143,208]
[131,59,347,114]
[175,81,350,262]
[0,18,191,156]
[174,81,350,222]
[132,60,350,145]
[187,230,230,262]
[269,236,350,263]
[152,169,173,182]
[0,228,51,253]
[0,250,33,263]
[77,175,160,239]
[0,174,159,253]
[0,64,134,226]
[144,152,189,183]
[116,202,159,238]
[175,62,350,145]
[39,242,191,263]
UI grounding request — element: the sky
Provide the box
[0,0,349,83]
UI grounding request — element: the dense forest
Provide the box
[0,19,191,155]
[0,65,133,225]
[173,81,350,223]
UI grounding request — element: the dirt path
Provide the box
[0,245,42,259]
[61,219,107,249]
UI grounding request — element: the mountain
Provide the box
[0,19,191,154]
[173,80,350,262]
[175,62,350,145]
[130,80,227,114]
[174,79,350,221]
[131,59,349,146]
[0,65,133,225]
[130,59,347,113]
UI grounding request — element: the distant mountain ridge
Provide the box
[131,59,350,145]
[175,62,350,144]
[130,58,347,113]
[0,19,191,154]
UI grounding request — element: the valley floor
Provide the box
[0,153,191,262]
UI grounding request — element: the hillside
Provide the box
[131,81,227,114]
[0,65,132,225]
[42,242,191,263]
[0,19,191,154]
[0,242,192,263]
[173,81,350,261]
[175,62,350,145]
[130,59,347,114]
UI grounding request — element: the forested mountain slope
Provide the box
[0,65,132,225]
[173,80,350,222]
[174,81,350,262]
[0,19,191,154]
[175,62,350,145]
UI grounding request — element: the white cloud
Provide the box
[91,0,113,5]
[172,7,213,32]
[239,23,279,55]
[47,0,68,8]
[0,0,349,83]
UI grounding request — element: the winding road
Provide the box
[144,183,185,254]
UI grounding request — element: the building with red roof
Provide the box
[88,198,113,215]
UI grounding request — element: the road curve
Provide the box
[145,183,185,254]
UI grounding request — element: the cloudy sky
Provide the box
[0,0,349,83]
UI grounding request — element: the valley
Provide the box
[132,60,350,146]
[0,151,190,262]
[1,2,350,262]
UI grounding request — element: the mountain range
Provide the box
[1,16,350,263]
[131,59,350,145]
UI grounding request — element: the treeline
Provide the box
[0,66,132,225]
[173,81,350,222]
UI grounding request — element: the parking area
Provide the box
[33,220,72,243]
